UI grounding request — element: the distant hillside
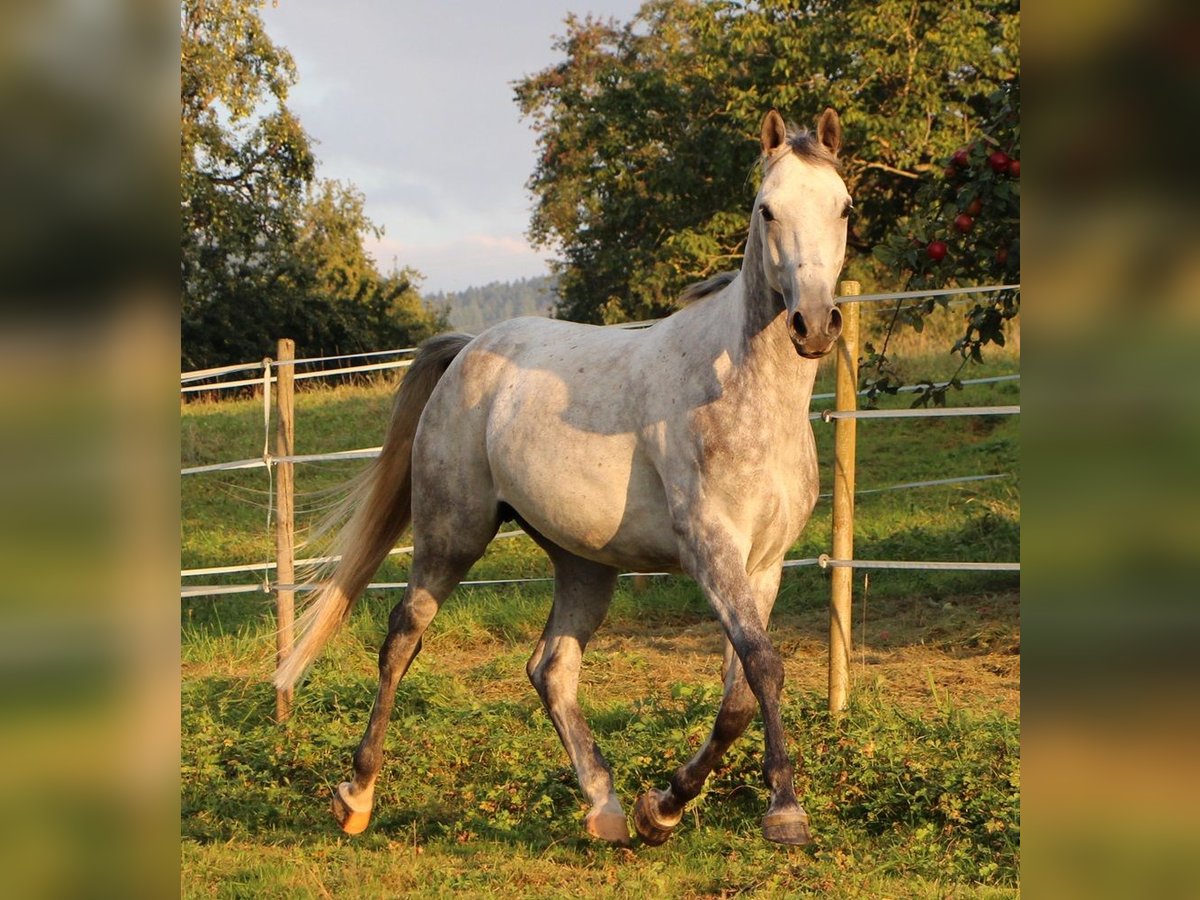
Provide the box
[426,275,557,333]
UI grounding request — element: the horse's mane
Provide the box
[784,127,841,170]
[677,271,738,306]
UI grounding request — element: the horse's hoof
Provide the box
[633,789,682,847]
[331,782,372,836]
[585,806,631,846]
[761,807,812,846]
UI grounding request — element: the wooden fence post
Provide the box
[274,338,296,723]
[829,282,860,713]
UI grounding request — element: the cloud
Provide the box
[366,233,553,293]
[259,1,645,292]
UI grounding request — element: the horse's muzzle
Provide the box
[788,306,842,358]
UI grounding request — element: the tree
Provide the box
[865,77,1020,405]
[180,0,446,370]
[515,0,1019,326]
[181,0,311,331]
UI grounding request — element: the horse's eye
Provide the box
[759,205,774,222]
[841,202,853,219]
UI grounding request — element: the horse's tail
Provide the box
[273,332,473,692]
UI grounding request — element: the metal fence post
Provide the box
[829,281,860,713]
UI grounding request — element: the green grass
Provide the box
[181,328,1020,897]
[182,673,1017,897]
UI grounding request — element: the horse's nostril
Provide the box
[791,311,807,338]
[828,306,843,334]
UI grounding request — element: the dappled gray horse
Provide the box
[276,108,852,847]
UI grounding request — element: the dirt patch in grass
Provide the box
[181,582,1018,723]
[412,589,1020,720]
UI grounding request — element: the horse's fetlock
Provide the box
[353,745,383,779]
[669,770,702,805]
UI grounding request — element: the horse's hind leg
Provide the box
[332,532,492,835]
[525,550,627,844]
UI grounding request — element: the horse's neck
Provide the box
[739,225,782,339]
[723,230,818,409]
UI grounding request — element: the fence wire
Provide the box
[180,283,1020,393]
[180,472,1019,594]
[182,282,1020,599]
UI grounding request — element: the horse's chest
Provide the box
[696,415,819,563]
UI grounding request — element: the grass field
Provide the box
[182,311,1020,897]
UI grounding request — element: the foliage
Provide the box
[180,0,446,371]
[516,0,1019,326]
[865,78,1021,406]
[426,275,558,333]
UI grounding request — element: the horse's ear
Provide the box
[760,109,788,155]
[817,107,842,157]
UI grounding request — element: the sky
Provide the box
[260,0,646,294]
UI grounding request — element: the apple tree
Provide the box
[866,78,1020,405]
[517,0,1019,329]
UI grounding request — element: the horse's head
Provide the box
[753,108,851,359]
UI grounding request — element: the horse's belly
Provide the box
[489,427,678,570]
[456,323,681,570]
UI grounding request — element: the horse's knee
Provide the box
[527,650,557,704]
[526,655,545,696]
[527,649,577,712]
[741,643,784,697]
[713,685,758,743]
[386,591,439,635]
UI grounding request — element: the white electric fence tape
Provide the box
[180,285,1020,391]
[816,405,1020,422]
[810,373,1019,403]
[181,283,1021,599]
[818,555,1019,572]
[834,283,1021,304]
[182,346,420,384]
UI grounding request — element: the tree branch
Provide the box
[853,159,925,180]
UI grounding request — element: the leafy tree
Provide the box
[865,78,1020,405]
[516,4,747,323]
[515,0,1019,329]
[180,0,446,371]
[180,0,311,330]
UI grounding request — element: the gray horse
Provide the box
[276,108,851,847]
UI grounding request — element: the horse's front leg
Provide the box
[634,532,809,846]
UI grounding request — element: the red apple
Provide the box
[988,150,1010,173]
[1007,159,1020,178]
[966,197,983,217]
[953,213,974,233]
[926,240,948,262]
[995,245,1009,265]
[952,147,970,168]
